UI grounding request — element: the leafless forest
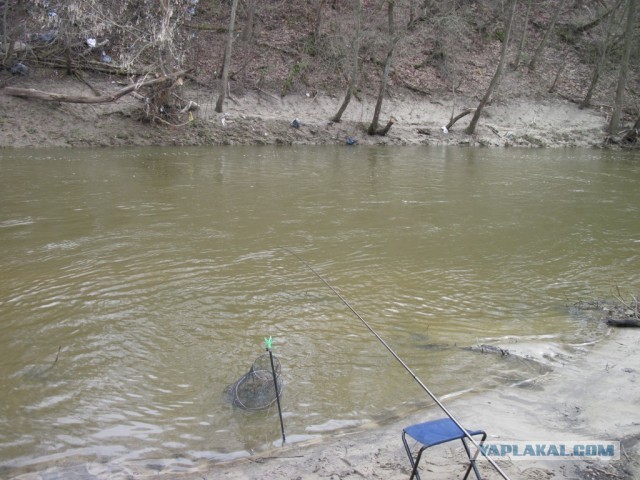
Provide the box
[2,0,638,143]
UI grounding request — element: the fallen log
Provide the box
[607,318,640,328]
[375,116,397,136]
[445,108,474,131]
[3,70,188,104]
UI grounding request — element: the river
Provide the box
[1,146,639,476]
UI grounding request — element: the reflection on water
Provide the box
[0,146,639,476]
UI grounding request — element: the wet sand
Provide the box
[161,327,638,480]
[17,327,626,480]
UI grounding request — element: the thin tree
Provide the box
[368,0,398,135]
[528,0,566,71]
[1,0,13,68]
[241,0,256,42]
[548,47,569,93]
[215,0,240,113]
[609,0,636,134]
[466,0,518,135]
[580,0,625,109]
[512,0,532,69]
[312,0,326,45]
[331,0,362,123]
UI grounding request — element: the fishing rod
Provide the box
[281,248,511,480]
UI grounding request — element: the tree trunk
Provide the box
[215,0,239,113]
[528,0,565,71]
[512,0,532,69]
[312,0,325,44]
[331,0,361,123]
[368,1,397,136]
[466,0,518,135]
[580,0,623,109]
[548,48,569,93]
[446,108,474,130]
[609,0,636,134]
[241,0,256,42]
[2,0,10,68]
[621,113,640,143]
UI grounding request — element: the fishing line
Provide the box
[280,247,511,480]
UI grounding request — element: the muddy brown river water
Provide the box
[1,145,639,476]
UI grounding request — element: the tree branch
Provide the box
[3,71,189,104]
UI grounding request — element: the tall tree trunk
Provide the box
[215,0,239,113]
[312,0,325,44]
[466,0,518,135]
[609,0,636,133]
[528,0,565,71]
[580,0,624,109]
[548,48,569,93]
[331,0,362,123]
[1,0,9,68]
[241,0,256,42]
[513,0,532,69]
[368,0,397,135]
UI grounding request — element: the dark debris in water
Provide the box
[470,344,510,356]
[572,294,640,328]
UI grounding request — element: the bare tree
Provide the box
[609,0,637,133]
[241,0,257,42]
[331,0,362,123]
[216,0,240,113]
[580,0,625,109]
[528,0,566,71]
[513,0,532,69]
[432,5,473,130]
[368,0,398,136]
[466,0,518,135]
[1,0,14,68]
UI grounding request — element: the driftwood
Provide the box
[375,116,396,136]
[446,108,474,130]
[3,71,188,104]
[621,114,640,145]
[607,318,640,328]
[466,344,510,356]
[573,292,640,327]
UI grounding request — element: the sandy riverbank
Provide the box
[13,328,639,480]
[153,328,638,480]
[0,73,612,150]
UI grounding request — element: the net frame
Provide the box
[228,353,283,411]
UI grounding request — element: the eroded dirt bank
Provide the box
[0,73,612,150]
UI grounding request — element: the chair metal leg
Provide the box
[461,432,487,480]
[410,448,426,480]
[402,431,422,480]
[402,423,486,480]
[402,430,424,480]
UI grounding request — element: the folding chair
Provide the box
[402,418,487,480]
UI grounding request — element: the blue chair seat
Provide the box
[402,418,486,480]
